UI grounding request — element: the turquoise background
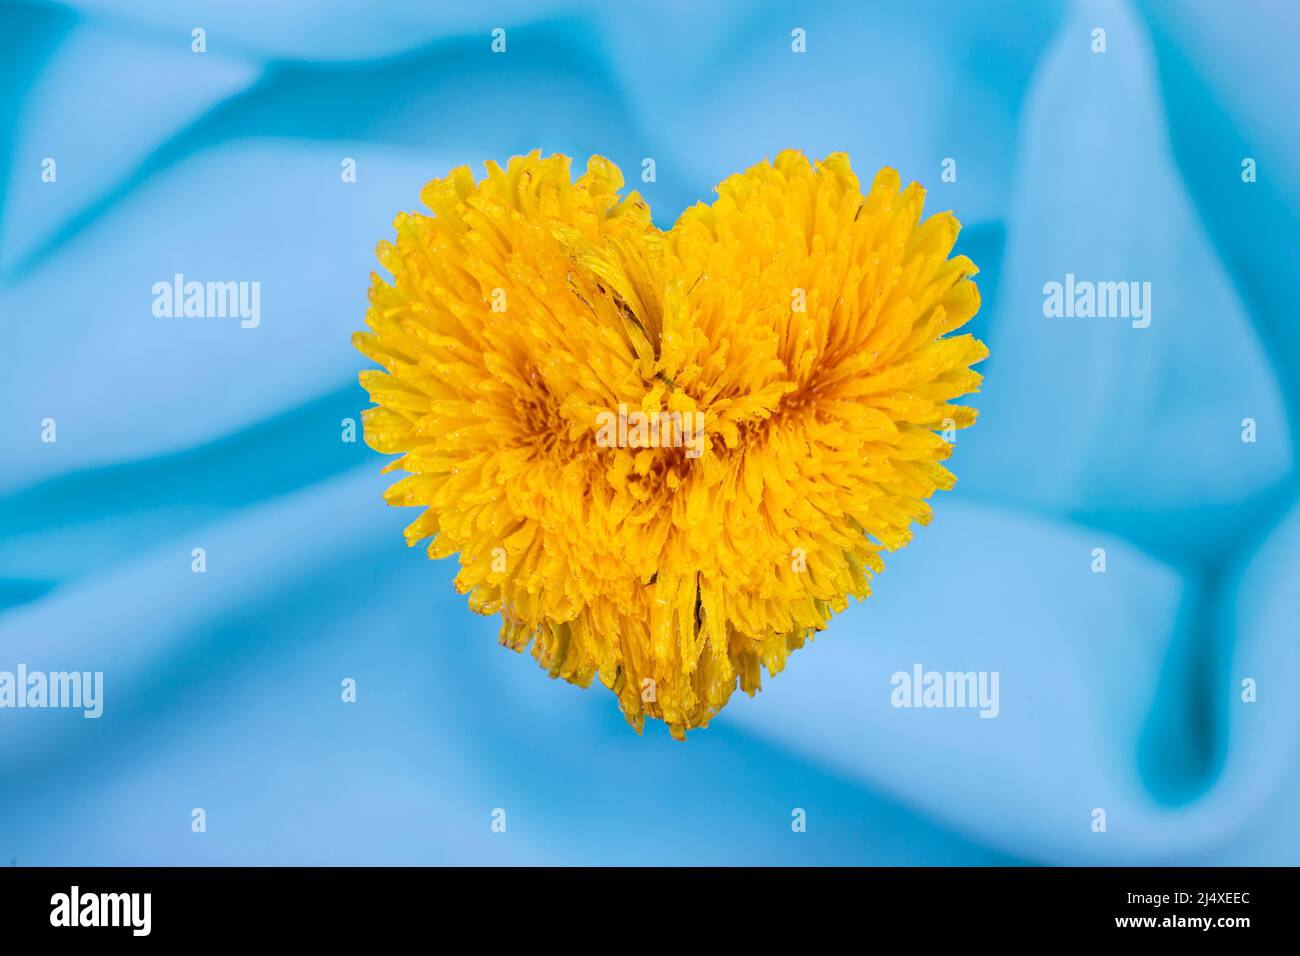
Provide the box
[1,0,1297,864]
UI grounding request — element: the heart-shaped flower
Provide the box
[354,150,987,738]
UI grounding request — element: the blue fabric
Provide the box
[1,0,1296,864]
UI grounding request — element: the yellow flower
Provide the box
[354,150,987,739]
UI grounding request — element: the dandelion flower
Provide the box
[354,150,988,738]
